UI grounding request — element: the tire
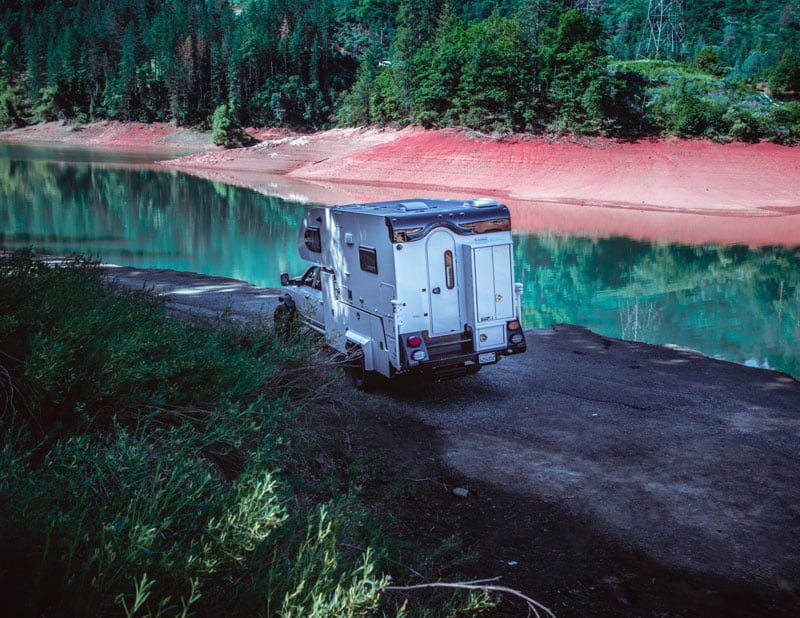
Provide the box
[347,346,378,391]
[273,302,296,339]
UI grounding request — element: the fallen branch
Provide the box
[382,577,556,618]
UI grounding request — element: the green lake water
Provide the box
[2,143,798,379]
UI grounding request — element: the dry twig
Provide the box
[383,577,556,618]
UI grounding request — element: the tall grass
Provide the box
[0,420,389,616]
[0,252,491,617]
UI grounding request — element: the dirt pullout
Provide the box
[103,265,800,617]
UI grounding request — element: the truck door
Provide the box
[473,244,514,322]
[426,230,462,335]
[299,266,325,329]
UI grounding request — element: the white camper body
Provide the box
[276,198,526,385]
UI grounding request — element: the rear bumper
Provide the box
[399,326,526,379]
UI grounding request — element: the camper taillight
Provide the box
[507,320,524,345]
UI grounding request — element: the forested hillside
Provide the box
[1,1,799,141]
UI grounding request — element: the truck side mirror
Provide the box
[280,273,289,286]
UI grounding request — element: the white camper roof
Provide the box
[332,198,511,242]
[333,197,504,217]
[298,198,512,261]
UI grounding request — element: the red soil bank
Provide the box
[4,122,799,246]
[287,128,800,247]
[0,120,211,152]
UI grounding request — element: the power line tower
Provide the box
[637,0,685,59]
[575,0,604,15]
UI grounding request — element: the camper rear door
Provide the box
[426,230,462,335]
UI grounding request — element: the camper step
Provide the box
[425,331,474,360]
[423,359,481,381]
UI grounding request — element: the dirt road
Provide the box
[106,265,800,617]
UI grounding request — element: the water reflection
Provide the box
[0,141,201,163]
[515,235,800,378]
[0,154,311,282]
[1,146,798,379]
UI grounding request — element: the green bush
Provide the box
[211,104,250,148]
[0,252,273,433]
[770,101,800,143]
[769,49,800,98]
[0,80,27,128]
[211,104,234,146]
[724,106,762,142]
[0,252,387,616]
[694,46,724,76]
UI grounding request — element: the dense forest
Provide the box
[1,0,799,141]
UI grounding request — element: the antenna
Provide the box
[637,0,685,59]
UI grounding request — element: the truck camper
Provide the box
[275,198,526,388]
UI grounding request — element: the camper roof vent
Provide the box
[399,201,430,211]
[465,198,499,208]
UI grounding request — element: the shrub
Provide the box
[0,252,271,434]
[769,49,800,98]
[771,101,800,143]
[0,80,26,128]
[211,104,249,148]
[211,104,232,145]
[694,46,723,76]
[724,107,762,142]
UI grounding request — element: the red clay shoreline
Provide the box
[3,121,800,247]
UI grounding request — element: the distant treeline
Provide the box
[1,0,799,141]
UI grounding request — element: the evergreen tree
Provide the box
[540,8,607,131]
[1,0,798,139]
[771,49,800,98]
[457,11,533,131]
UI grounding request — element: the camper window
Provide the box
[304,227,322,253]
[459,218,510,234]
[444,250,455,289]
[359,247,378,274]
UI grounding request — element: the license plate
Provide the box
[478,352,496,364]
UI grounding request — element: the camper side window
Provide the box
[359,247,378,274]
[304,227,322,253]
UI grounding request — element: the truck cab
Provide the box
[277,198,526,387]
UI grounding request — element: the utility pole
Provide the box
[637,0,685,59]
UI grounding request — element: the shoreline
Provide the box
[3,121,800,246]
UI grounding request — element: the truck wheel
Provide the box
[347,346,377,391]
[273,303,296,338]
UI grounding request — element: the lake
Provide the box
[1,143,798,379]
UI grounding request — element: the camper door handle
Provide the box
[432,287,441,294]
